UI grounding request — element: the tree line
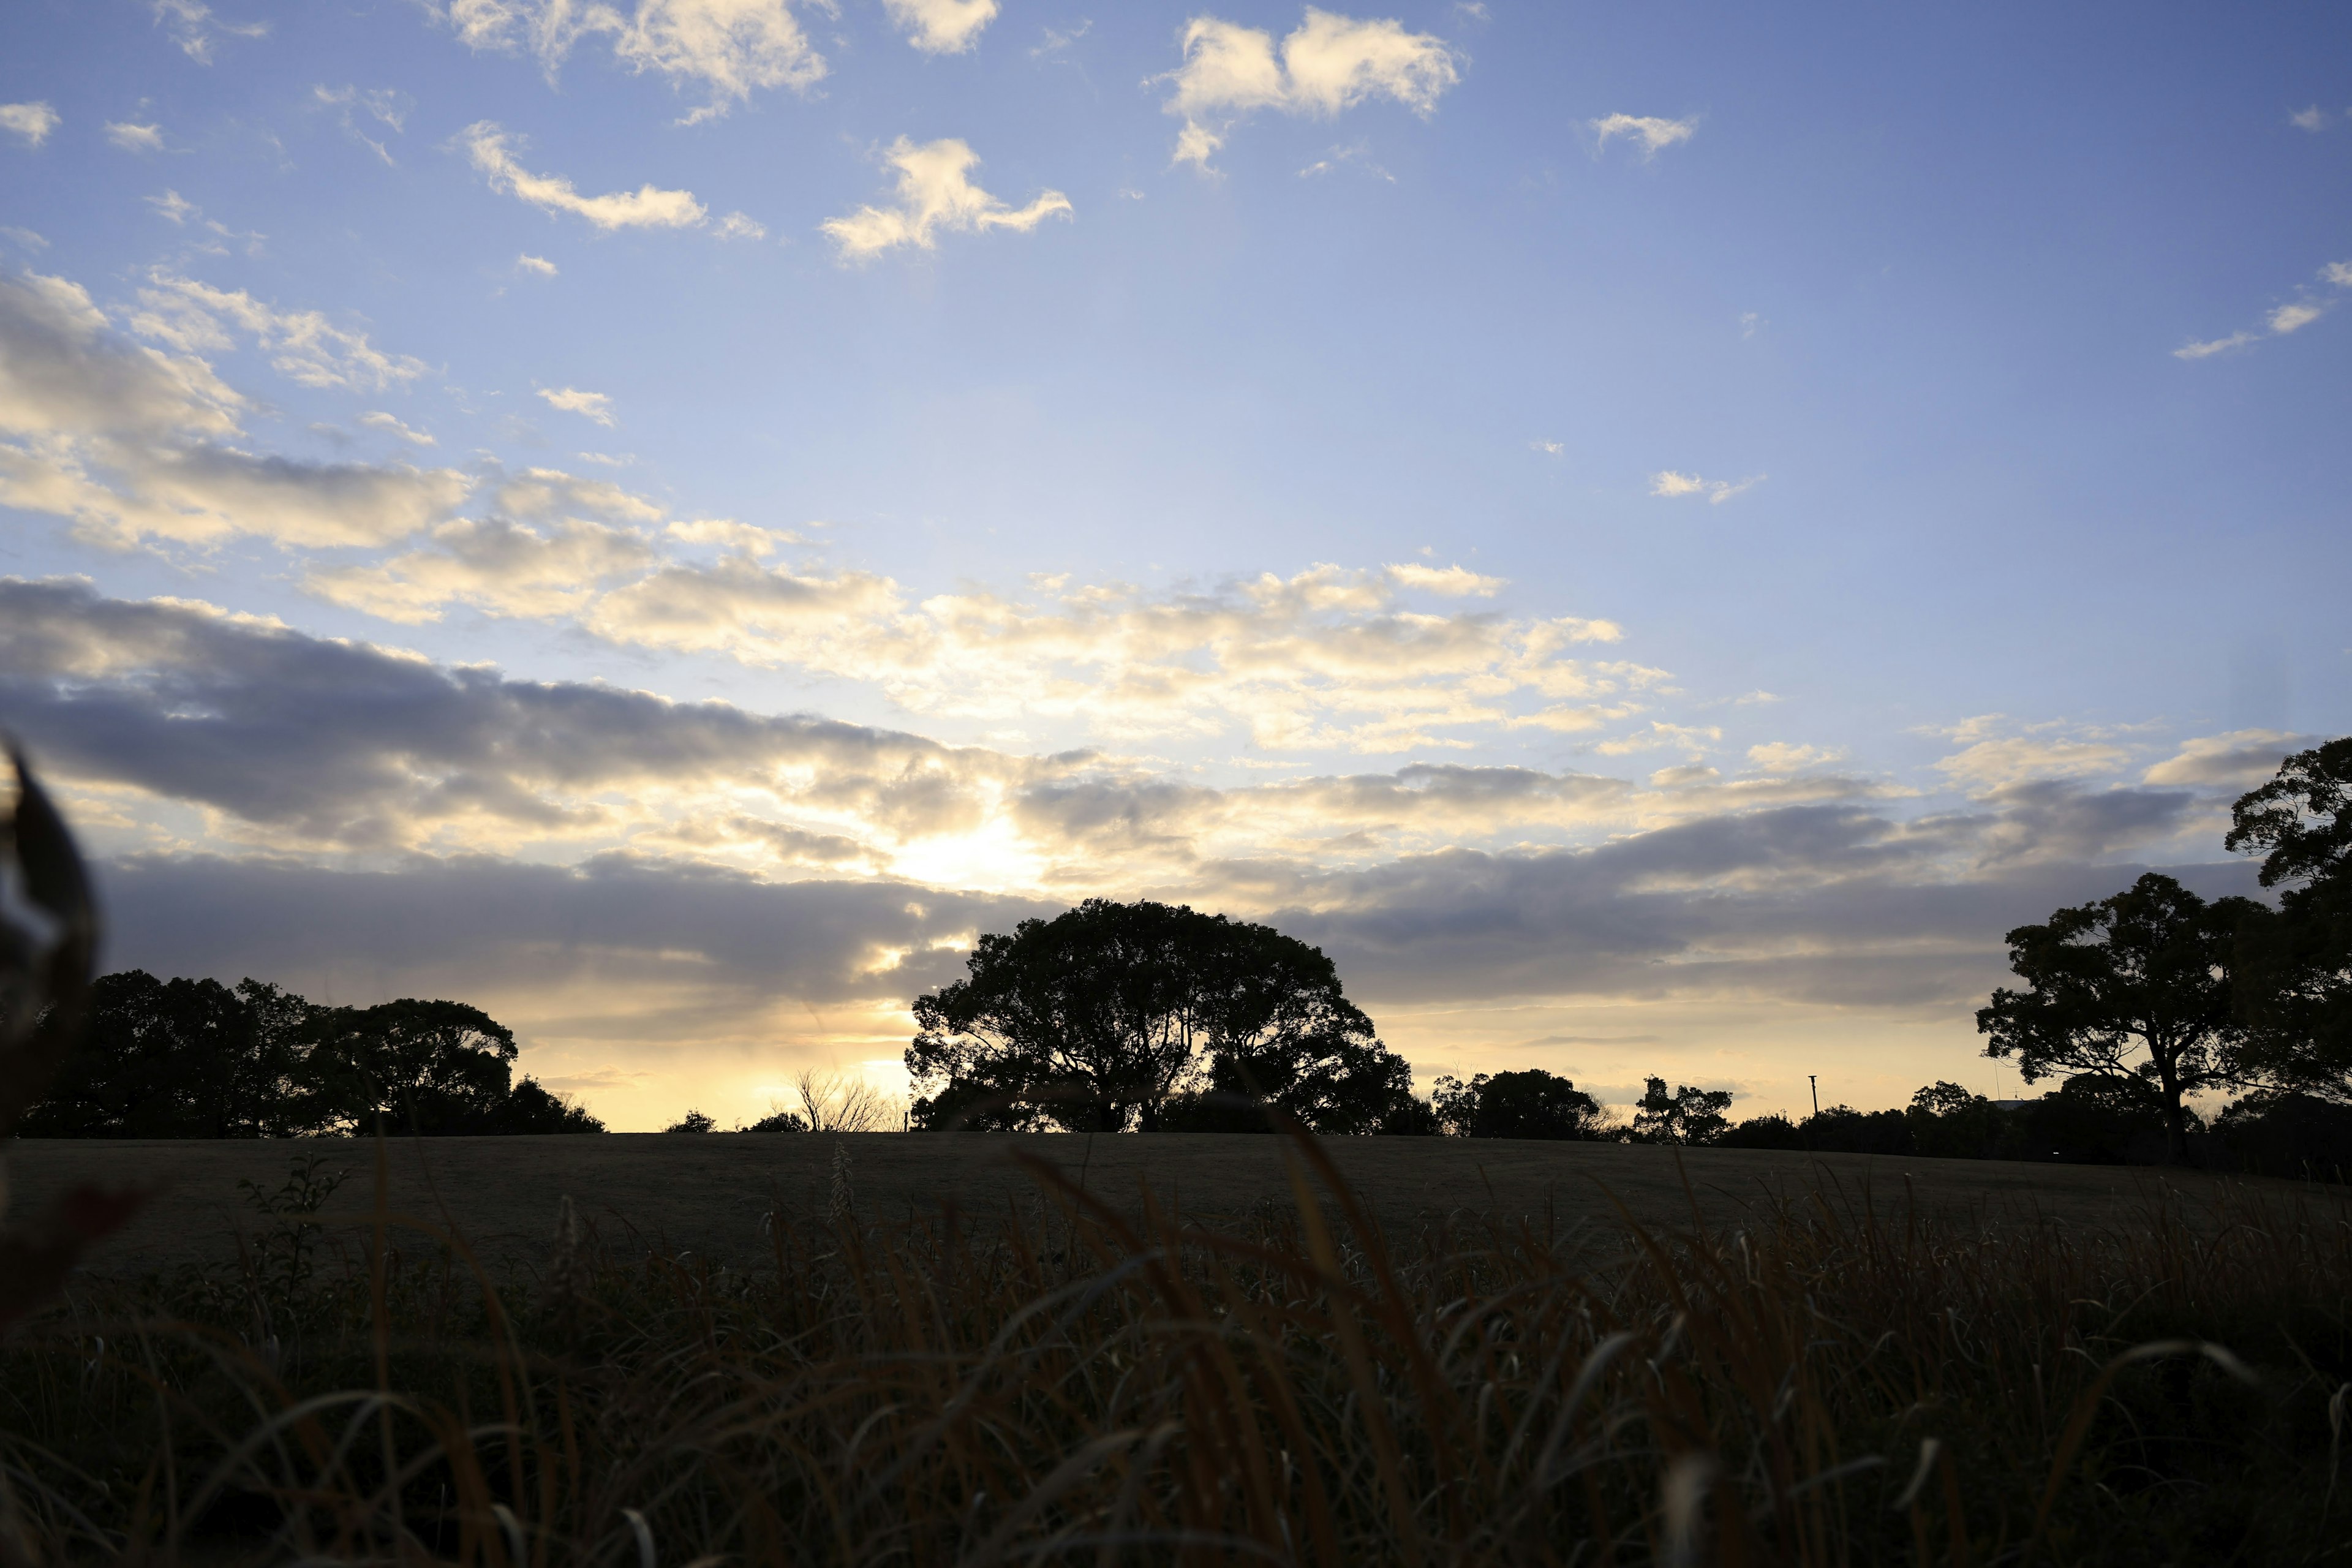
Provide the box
[22,970,602,1137]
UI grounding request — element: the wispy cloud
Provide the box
[105,121,167,153]
[1031,19,1090,57]
[146,190,198,225]
[538,386,616,426]
[462,122,708,230]
[129,271,428,391]
[1156,8,1460,170]
[1530,439,1562,456]
[884,0,998,53]
[152,0,268,63]
[822,138,1071,259]
[516,253,558,276]
[0,103,59,147]
[429,0,824,122]
[314,85,410,164]
[712,210,767,241]
[2290,105,2329,132]
[359,410,436,446]
[1590,113,1697,157]
[1650,470,1763,504]
[2176,259,2350,358]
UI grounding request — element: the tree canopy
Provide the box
[1632,1077,1733,1145]
[906,899,1414,1133]
[2226,737,2352,1101]
[22,971,601,1137]
[1976,872,2257,1161]
[1431,1069,1608,1139]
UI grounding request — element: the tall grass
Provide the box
[2,1137,2348,1565]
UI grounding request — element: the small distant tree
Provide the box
[743,1104,810,1133]
[1431,1069,1608,1139]
[793,1069,895,1133]
[665,1109,717,1134]
[908,899,1412,1133]
[1632,1077,1732,1145]
[1977,872,2258,1163]
[2227,737,2352,1101]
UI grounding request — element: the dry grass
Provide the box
[2,1134,2349,1566]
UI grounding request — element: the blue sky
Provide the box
[2,0,2347,1128]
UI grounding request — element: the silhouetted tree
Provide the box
[25,974,603,1136]
[1431,1069,1608,1139]
[1632,1077,1732,1144]
[2227,737,2352,1101]
[908,899,1412,1133]
[1977,872,2258,1163]
[665,1109,717,1134]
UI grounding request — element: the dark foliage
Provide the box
[1978,872,2258,1161]
[1631,1076,1732,1144]
[907,898,1416,1134]
[2227,736,2352,1102]
[19,970,601,1137]
[1430,1068,1608,1139]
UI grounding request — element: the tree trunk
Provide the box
[2156,1054,2187,1165]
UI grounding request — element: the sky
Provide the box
[1,0,2347,1131]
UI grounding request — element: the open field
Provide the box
[11,1131,2321,1276]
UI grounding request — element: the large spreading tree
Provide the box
[1977,872,2260,1162]
[2226,737,2352,1102]
[907,899,1413,1133]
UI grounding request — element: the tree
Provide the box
[292,997,522,1135]
[1431,1069,1608,1139]
[1977,872,2258,1163]
[1632,1077,1732,1144]
[20,971,301,1137]
[908,899,1412,1133]
[2226,737,2352,1101]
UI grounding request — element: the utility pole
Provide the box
[1808,1074,1820,1119]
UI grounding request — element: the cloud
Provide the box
[1,227,47,251]
[314,85,411,164]
[1157,8,1460,169]
[105,121,167,153]
[712,210,767,240]
[129,271,428,391]
[821,138,1071,258]
[431,0,824,120]
[462,122,708,230]
[1747,742,1845,773]
[2291,105,2328,131]
[1649,470,1763,504]
[306,513,660,623]
[0,103,59,147]
[1033,20,1090,57]
[538,386,616,425]
[1930,718,2128,793]
[884,0,998,53]
[516,253,559,275]
[147,190,199,225]
[1530,439,1562,456]
[358,411,436,446]
[1590,113,1697,157]
[2139,729,2311,789]
[0,270,467,551]
[2177,262,2351,358]
[151,0,269,63]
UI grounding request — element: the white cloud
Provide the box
[1649,470,1763,504]
[147,190,199,225]
[2268,299,2329,334]
[0,270,467,551]
[1931,718,2128,793]
[2291,105,2328,132]
[884,0,998,53]
[517,253,559,275]
[1033,20,1090,57]
[1595,721,1721,757]
[1740,311,1762,338]
[538,386,616,425]
[2173,330,2256,360]
[151,0,269,62]
[1530,439,1562,456]
[462,122,708,230]
[2328,261,2352,288]
[712,209,767,240]
[1590,113,1697,157]
[821,138,1071,259]
[0,104,60,147]
[2140,729,2311,788]
[0,227,47,251]
[314,85,410,164]
[1157,8,1460,169]
[106,121,167,153]
[1747,742,1845,772]
[129,272,428,391]
[359,411,436,446]
[1298,139,1393,180]
[307,513,659,623]
[431,0,824,121]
